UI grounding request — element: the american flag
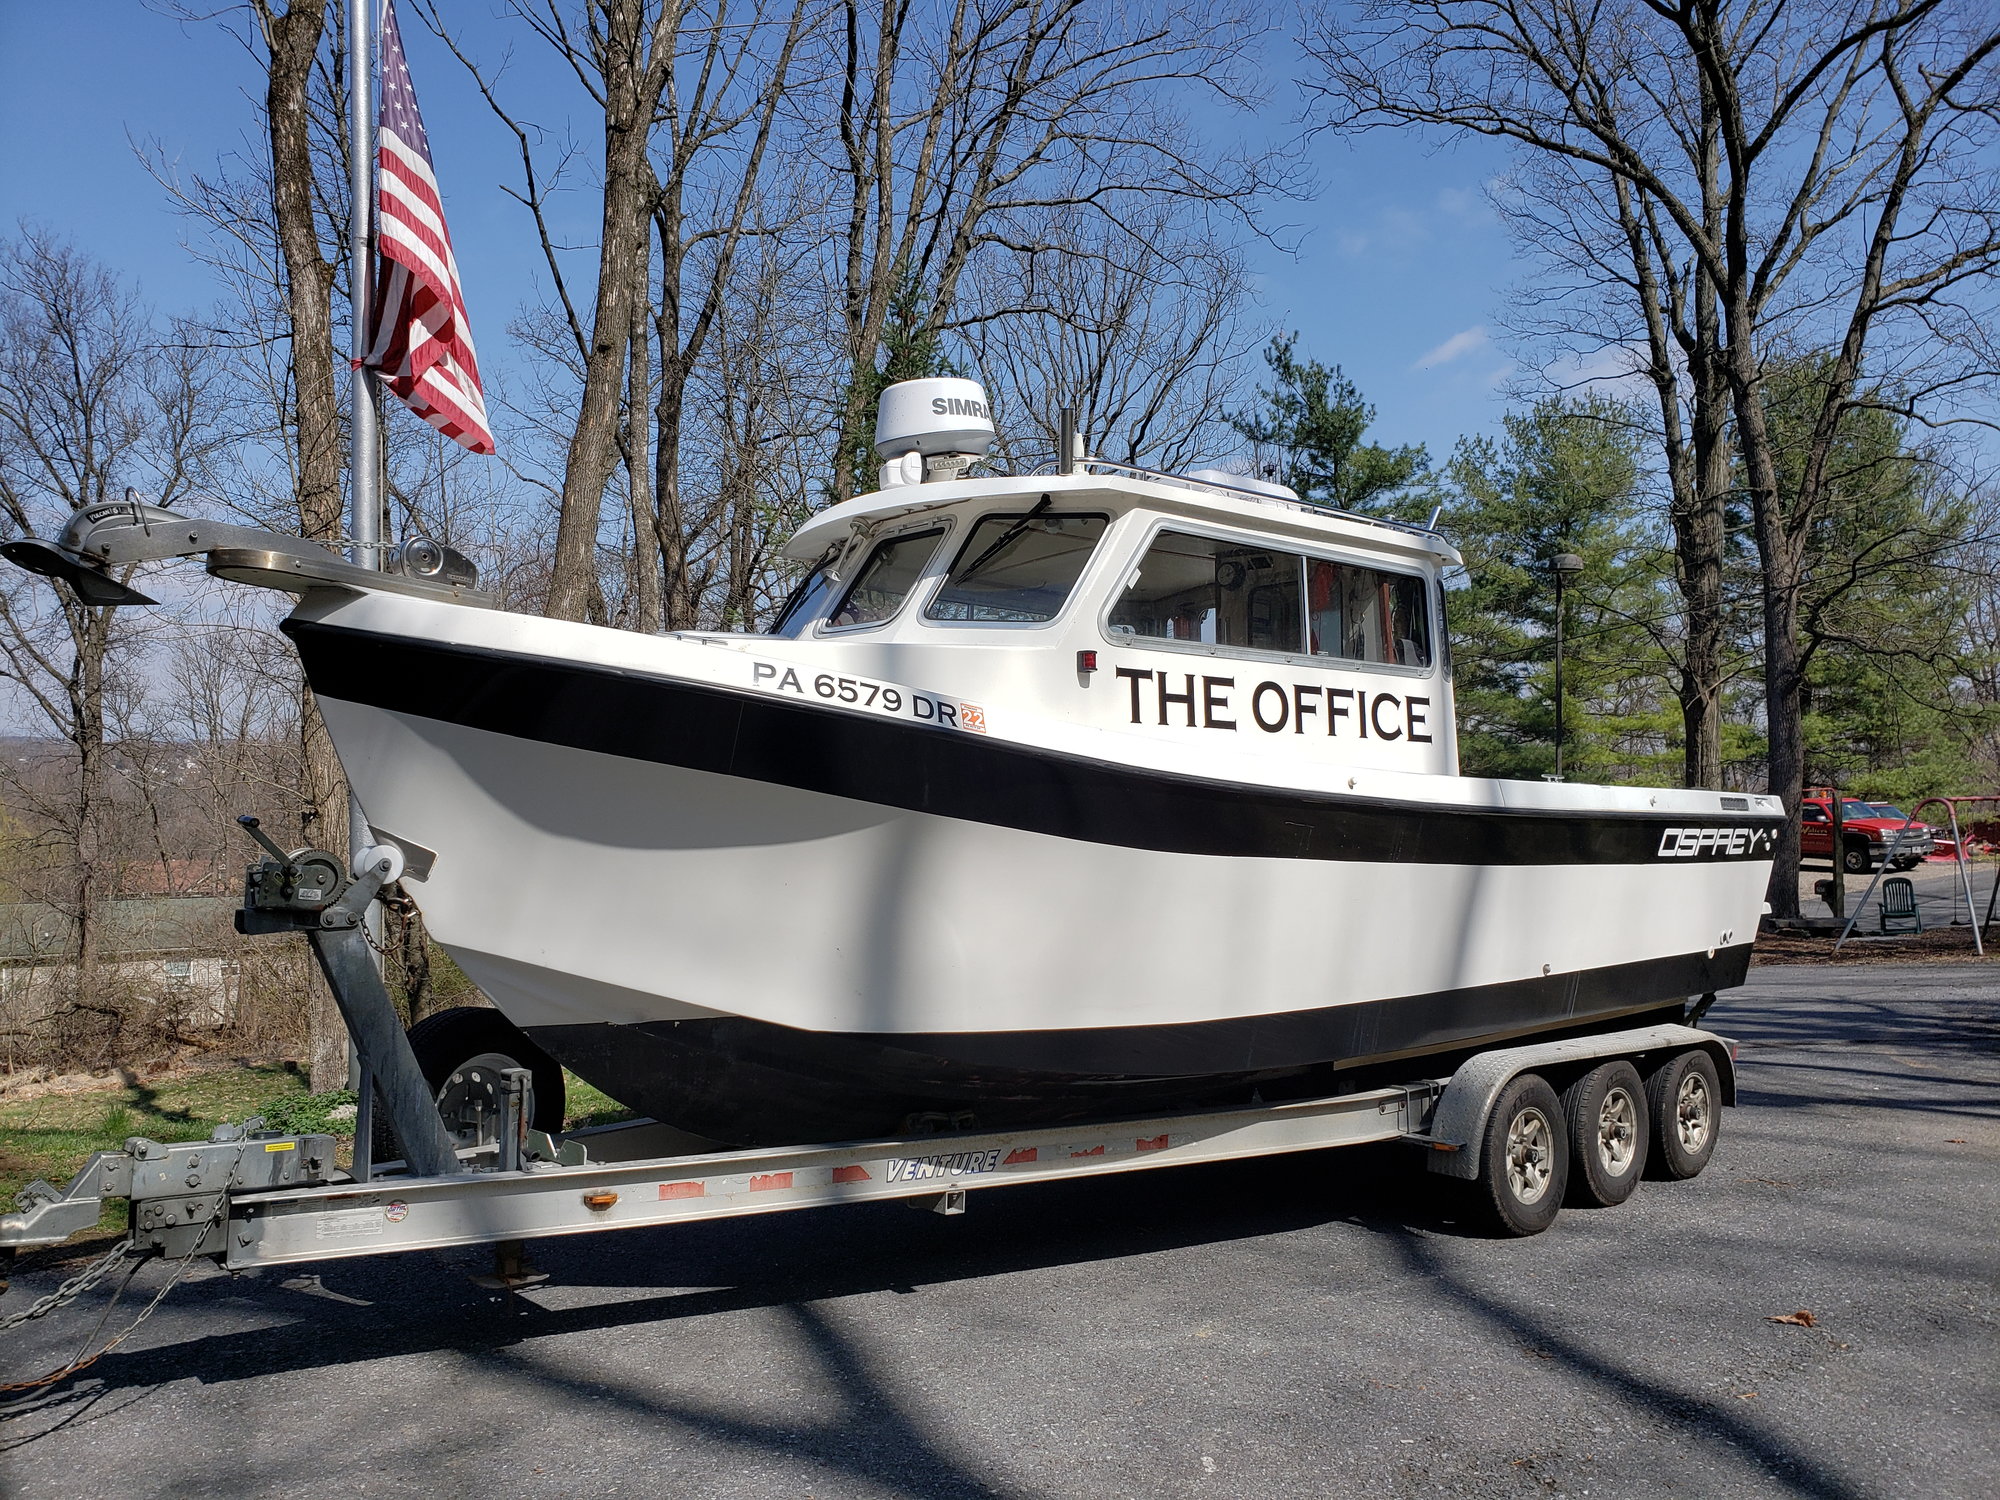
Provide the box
[358,0,494,454]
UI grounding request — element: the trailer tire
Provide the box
[406,1006,567,1136]
[1562,1061,1647,1207]
[1645,1048,1720,1181]
[1475,1073,1568,1236]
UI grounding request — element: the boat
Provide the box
[3,378,1783,1146]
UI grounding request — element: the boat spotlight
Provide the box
[874,377,997,489]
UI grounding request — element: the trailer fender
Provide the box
[1419,1024,1736,1181]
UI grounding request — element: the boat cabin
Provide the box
[756,379,1463,779]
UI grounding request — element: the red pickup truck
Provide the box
[1799,793,1934,873]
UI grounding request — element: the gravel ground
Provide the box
[1,963,1994,1500]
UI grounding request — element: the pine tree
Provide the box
[1228,335,1429,515]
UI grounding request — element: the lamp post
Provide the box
[1551,552,1584,780]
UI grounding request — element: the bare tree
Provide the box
[645,0,817,630]
[965,209,1261,474]
[821,0,1283,500]
[0,234,212,1003]
[149,0,362,1083]
[1497,145,1741,789]
[429,0,820,629]
[1306,0,2000,914]
[498,0,687,623]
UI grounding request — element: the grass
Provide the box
[0,1062,638,1243]
[0,1062,314,1238]
[562,1073,637,1132]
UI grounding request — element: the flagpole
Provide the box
[346,0,385,1140]
[348,0,381,580]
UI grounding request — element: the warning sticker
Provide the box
[314,1207,387,1240]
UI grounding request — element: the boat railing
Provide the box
[1029,457,1446,543]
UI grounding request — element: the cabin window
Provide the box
[768,555,841,637]
[1109,528,1433,669]
[825,527,944,629]
[1107,530,1305,653]
[1306,560,1432,669]
[925,512,1109,624]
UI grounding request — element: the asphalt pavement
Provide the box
[1,963,1994,1500]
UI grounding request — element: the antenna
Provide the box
[1058,408,1078,476]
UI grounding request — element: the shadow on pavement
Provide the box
[1382,1229,1869,1500]
[5,963,1991,1498]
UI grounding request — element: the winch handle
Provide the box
[236,814,292,867]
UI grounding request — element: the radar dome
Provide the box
[874,378,997,461]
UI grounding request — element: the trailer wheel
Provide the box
[1645,1048,1720,1180]
[1562,1061,1647,1206]
[406,1006,567,1141]
[1476,1074,1568,1236]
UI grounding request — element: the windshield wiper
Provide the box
[958,495,1053,581]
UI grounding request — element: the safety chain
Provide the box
[359,882,420,960]
[0,1201,225,1399]
[0,1240,135,1334]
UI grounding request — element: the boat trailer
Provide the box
[0,823,1738,1287]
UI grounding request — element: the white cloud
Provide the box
[1414,325,1489,370]
[1435,185,1492,224]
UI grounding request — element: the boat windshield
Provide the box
[769,556,840,637]
[826,527,945,629]
[925,512,1108,623]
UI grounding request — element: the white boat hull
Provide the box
[291,593,1777,1143]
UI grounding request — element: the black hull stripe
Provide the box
[527,944,1753,1146]
[287,618,1782,866]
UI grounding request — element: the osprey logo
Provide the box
[1657,826,1776,859]
[930,395,989,420]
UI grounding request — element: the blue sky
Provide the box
[0,4,1524,468]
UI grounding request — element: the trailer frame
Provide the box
[1,1018,1733,1277]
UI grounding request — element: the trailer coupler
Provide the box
[0,1122,339,1267]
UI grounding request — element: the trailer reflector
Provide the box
[749,1172,793,1192]
[1136,1134,1168,1152]
[659,1181,705,1200]
[831,1165,870,1184]
[1003,1147,1037,1165]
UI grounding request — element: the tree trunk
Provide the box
[392,890,434,1023]
[1675,318,1730,791]
[261,0,350,1087]
[624,241,662,633]
[1728,313,1805,918]
[264,0,344,544]
[71,623,107,985]
[544,3,670,623]
[300,684,350,1089]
